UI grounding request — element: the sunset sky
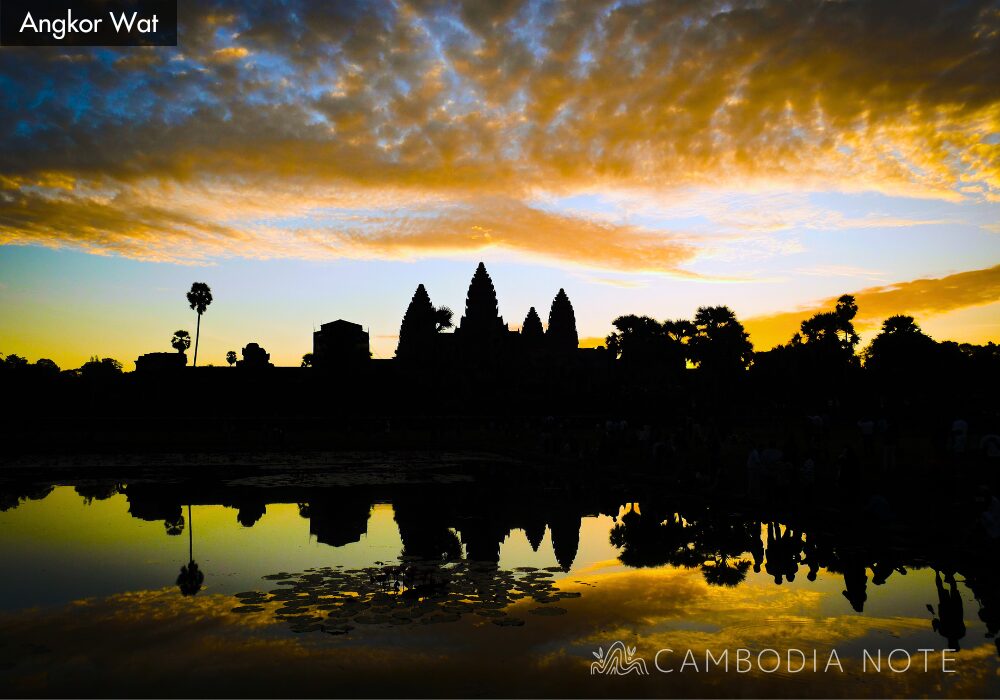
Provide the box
[1,0,998,368]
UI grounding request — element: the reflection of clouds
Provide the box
[1,566,998,697]
[565,567,920,649]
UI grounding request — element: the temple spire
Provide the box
[396,284,436,361]
[546,288,579,354]
[521,306,544,351]
[457,262,507,360]
[460,263,503,333]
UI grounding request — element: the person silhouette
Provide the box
[783,528,803,583]
[748,523,764,574]
[929,570,967,651]
[841,557,868,612]
[800,531,832,583]
[803,544,820,582]
[765,522,784,584]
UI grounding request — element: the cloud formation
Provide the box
[745,264,1000,349]
[0,0,998,270]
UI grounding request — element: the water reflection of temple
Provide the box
[299,497,372,547]
[5,472,1000,658]
[116,481,606,573]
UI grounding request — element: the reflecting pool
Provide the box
[1,465,998,698]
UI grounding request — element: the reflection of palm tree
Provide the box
[176,504,205,596]
[165,512,184,536]
[702,556,751,587]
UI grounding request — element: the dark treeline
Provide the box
[1,264,998,464]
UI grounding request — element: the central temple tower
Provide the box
[457,262,508,361]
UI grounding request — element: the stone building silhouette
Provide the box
[135,351,187,372]
[313,320,369,368]
[237,342,273,368]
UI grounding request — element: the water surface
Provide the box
[1,475,998,698]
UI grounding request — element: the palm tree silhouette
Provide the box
[435,305,454,332]
[301,353,314,368]
[186,283,213,367]
[176,504,205,596]
[171,330,191,354]
[226,350,237,367]
[689,305,752,374]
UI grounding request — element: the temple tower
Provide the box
[546,288,579,354]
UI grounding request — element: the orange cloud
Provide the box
[0,0,997,267]
[296,197,698,273]
[0,180,699,272]
[745,265,1000,350]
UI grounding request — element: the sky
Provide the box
[0,0,998,368]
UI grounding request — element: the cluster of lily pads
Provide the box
[230,558,584,635]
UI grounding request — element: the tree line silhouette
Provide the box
[1,262,997,458]
[2,264,994,379]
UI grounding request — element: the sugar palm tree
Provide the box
[186,283,213,367]
[434,306,454,332]
[226,350,237,367]
[171,330,191,354]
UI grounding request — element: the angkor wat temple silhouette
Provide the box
[110,261,609,427]
[391,262,582,368]
[137,262,588,371]
[10,260,995,448]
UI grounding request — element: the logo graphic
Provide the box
[590,641,649,676]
